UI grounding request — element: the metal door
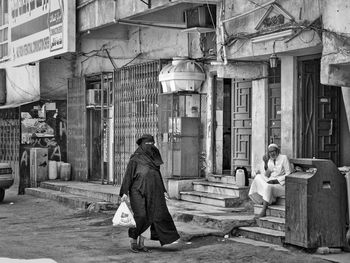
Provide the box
[114,61,164,185]
[232,80,252,171]
[67,78,88,181]
[299,58,340,165]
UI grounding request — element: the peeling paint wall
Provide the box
[221,0,323,60]
[321,0,350,86]
[76,26,190,75]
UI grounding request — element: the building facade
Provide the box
[0,0,349,193]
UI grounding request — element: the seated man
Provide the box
[249,143,292,218]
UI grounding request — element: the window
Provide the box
[0,0,8,61]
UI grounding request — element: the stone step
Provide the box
[180,191,243,208]
[235,226,285,245]
[40,181,120,203]
[193,181,249,199]
[254,204,285,218]
[207,174,236,185]
[256,216,285,231]
[26,187,118,211]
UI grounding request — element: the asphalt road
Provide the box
[0,185,330,263]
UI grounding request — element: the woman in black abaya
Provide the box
[119,134,180,253]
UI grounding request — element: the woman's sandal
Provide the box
[138,236,151,253]
[130,241,139,253]
[138,246,151,253]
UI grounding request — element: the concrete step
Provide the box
[207,174,236,185]
[180,191,243,207]
[256,216,285,232]
[26,187,118,211]
[254,204,285,218]
[235,226,285,245]
[40,181,120,203]
[193,181,249,199]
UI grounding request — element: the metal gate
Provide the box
[114,61,166,184]
[0,109,20,179]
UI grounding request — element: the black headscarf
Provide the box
[131,134,163,170]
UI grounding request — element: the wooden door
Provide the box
[299,58,340,165]
[268,83,281,145]
[268,63,281,145]
[67,78,88,181]
[232,80,252,171]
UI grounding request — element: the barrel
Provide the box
[60,163,71,181]
[48,161,57,180]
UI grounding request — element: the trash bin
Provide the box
[285,158,347,248]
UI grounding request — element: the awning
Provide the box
[0,64,40,109]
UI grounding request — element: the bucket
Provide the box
[60,163,71,181]
[48,161,57,180]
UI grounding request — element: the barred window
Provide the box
[0,0,8,61]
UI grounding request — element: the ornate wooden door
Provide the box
[299,58,340,165]
[67,78,88,181]
[268,63,281,145]
[232,80,252,171]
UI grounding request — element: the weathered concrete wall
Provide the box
[76,26,189,75]
[40,54,75,100]
[321,0,350,86]
[222,0,322,60]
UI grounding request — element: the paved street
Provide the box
[0,185,332,263]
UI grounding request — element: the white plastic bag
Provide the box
[112,201,136,227]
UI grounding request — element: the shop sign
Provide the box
[9,0,75,67]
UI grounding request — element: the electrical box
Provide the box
[285,158,347,248]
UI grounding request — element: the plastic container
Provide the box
[60,163,71,181]
[48,161,57,180]
[235,168,246,186]
[56,161,63,179]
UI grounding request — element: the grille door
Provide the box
[114,61,164,184]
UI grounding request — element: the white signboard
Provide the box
[9,0,75,67]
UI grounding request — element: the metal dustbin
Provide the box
[285,158,347,248]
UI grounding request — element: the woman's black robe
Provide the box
[119,145,180,246]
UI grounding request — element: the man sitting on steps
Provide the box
[248,143,292,218]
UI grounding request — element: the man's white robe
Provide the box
[249,154,292,204]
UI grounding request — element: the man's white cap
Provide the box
[268,143,279,150]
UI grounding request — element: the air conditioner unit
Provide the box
[86,89,102,107]
[184,5,216,28]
